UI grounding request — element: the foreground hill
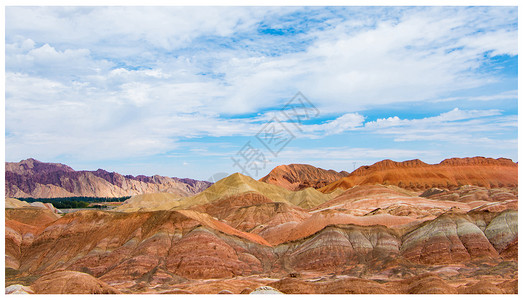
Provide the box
[5,158,212,198]
[5,156,518,294]
[259,164,349,191]
[6,200,517,293]
[319,157,517,193]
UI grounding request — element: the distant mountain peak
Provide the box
[260,164,349,191]
[320,156,518,193]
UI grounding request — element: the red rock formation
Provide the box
[161,277,268,294]
[269,277,391,294]
[401,213,499,264]
[15,209,273,283]
[496,279,518,293]
[6,206,60,228]
[320,157,517,193]
[5,203,518,293]
[192,192,275,220]
[3,157,518,294]
[260,209,417,246]
[280,225,401,272]
[402,273,458,294]
[164,227,264,279]
[483,210,518,254]
[260,164,349,190]
[6,158,211,198]
[5,207,61,269]
[313,184,470,219]
[422,187,518,220]
[222,201,311,236]
[458,280,504,294]
[31,270,121,294]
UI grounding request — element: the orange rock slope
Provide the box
[260,164,349,190]
[31,270,121,294]
[6,207,61,270]
[319,157,517,193]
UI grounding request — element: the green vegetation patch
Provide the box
[17,196,131,209]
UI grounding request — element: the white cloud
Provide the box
[365,108,502,129]
[6,7,518,114]
[433,90,518,103]
[28,44,90,62]
[4,7,518,166]
[458,29,518,57]
[436,108,502,122]
[363,108,515,146]
[5,7,294,61]
[7,40,112,79]
[276,146,441,162]
[300,113,365,135]
[179,7,517,115]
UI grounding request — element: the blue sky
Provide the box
[5,6,518,180]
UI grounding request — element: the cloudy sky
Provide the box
[5,6,518,180]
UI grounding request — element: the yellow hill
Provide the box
[172,173,337,210]
[113,173,340,212]
[6,197,31,208]
[113,192,182,212]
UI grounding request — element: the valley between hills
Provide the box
[5,157,518,294]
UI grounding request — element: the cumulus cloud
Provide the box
[6,7,518,113]
[207,7,518,114]
[4,7,518,167]
[7,41,112,80]
[6,7,273,53]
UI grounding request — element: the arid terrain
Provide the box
[5,157,518,294]
[5,158,212,198]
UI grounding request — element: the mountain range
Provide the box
[319,157,517,193]
[6,156,517,199]
[5,156,518,294]
[5,158,212,198]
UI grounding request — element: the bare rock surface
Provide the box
[250,286,284,294]
[320,157,517,193]
[260,164,349,190]
[132,172,337,211]
[31,270,121,294]
[401,213,499,264]
[4,157,518,294]
[5,284,34,294]
[6,158,212,198]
